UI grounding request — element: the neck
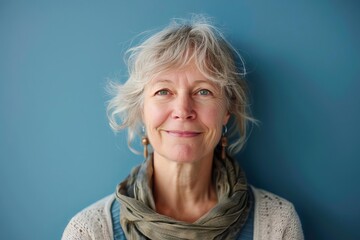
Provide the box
[152,153,218,222]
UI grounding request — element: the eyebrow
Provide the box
[148,79,220,94]
[151,79,173,84]
[151,79,214,85]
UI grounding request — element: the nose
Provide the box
[171,93,196,120]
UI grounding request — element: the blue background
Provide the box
[1,1,359,239]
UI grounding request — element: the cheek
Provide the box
[203,103,228,123]
[143,103,166,128]
[200,107,227,136]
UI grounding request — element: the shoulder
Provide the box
[62,194,115,240]
[252,186,297,218]
[251,186,304,240]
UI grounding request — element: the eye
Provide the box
[197,89,212,96]
[155,89,170,96]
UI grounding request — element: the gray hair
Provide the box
[107,16,256,154]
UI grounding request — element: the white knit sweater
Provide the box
[62,186,303,240]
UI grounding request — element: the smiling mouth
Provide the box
[165,130,201,137]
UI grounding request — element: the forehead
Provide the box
[149,64,214,85]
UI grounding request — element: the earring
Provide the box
[141,126,149,159]
[221,125,228,160]
[142,136,149,159]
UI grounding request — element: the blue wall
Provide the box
[1,1,359,239]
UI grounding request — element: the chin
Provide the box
[169,153,197,163]
[168,149,210,164]
[157,147,197,163]
[154,144,212,164]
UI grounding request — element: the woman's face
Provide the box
[143,63,230,164]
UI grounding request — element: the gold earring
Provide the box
[142,136,149,159]
[141,126,149,159]
[221,125,228,160]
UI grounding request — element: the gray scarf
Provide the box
[115,153,251,239]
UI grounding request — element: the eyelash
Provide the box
[197,89,212,96]
[155,89,170,95]
[154,88,213,96]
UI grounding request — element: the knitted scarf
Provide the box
[115,153,251,239]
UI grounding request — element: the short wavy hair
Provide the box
[107,16,256,154]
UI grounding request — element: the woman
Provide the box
[62,16,303,239]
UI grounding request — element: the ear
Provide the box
[223,111,231,125]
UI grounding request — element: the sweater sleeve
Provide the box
[62,195,115,240]
[252,187,304,240]
[282,202,304,240]
[62,213,93,240]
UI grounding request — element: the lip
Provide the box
[165,130,201,137]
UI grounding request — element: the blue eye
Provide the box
[156,89,169,95]
[198,89,211,95]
